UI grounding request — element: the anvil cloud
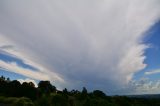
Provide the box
[0,0,160,94]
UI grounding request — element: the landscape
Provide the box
[0,0,160,105]
[1,75,160,106]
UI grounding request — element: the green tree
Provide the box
[21,82,37,100]
[38,81,55,94]
[82,87,87,95]
[92,90,106,98]
[63,88,68,94]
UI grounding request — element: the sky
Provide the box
[0,0,160,95]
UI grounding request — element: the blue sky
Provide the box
[0,52,39,80]
[0,0,160,95]
[133,21,160,80]
[144,21,160,71]
[144,21,160,80]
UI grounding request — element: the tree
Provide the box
[0,76,7,96]
[82,87,87,95]
[0,75,5,81]
[92,90,106,98]
[51,94,68,106]
[82,87,87,94]
[80,87,88,99]
[21,82,37,100]
[52,85,57,93]
[6,77,10,83]
[9,80,21,97]
[38,81,56,94]
[63,88,68,94]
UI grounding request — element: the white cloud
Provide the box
[0,38,64,84]
[0,0,159,94]
[0,60,50,81]
[145,69,160,75]
[118,44,148,83]
[124,78,160,95]
[18,78,38,87]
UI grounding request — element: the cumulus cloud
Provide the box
[18,78,38,87]
[0,0,160,94]
[123,78,160,95]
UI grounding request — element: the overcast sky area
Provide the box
[0,0,160,95]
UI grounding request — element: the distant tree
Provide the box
[82,87,87,95]
[2,75,160,106]
[70,89,76,95]
[28,82,35,88]
[92,90,106,98]
[51,94,68,106]
[9,80,21,97]
[38,81,56,94]
[52,85,57,93]
[0,75,5,81]
[21,82,37,100]
[6,77,10,83]
[70,89,80,96]
[0,76,7,96]
[10,80,21,86]
[113,96,131,106]
[80,87,88,99]
[63,88,68,94]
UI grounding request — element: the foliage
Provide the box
[1,75,160,106]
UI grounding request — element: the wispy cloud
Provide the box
[0,42,64,83]
[0,0,160,94]
[0,60,50,81]
[145,69,160,75]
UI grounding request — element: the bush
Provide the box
[13,97,34,106]
[0,96,6,103]
[4,97,18,104]
[51,94,69,106]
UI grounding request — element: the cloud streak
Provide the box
[0,0,160,94]
[0,60,50,81]
[0,41,64,83]
[145,69,160,75]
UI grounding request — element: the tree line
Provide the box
[0,75,160,106]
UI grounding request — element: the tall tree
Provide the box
[38,81,56,94]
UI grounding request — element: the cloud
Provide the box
[0,0,160,94]
[0,60,50,81]
[0,39,64,84]
[121,78,160,95]
[18,78,38,87]
[145,69,160,75]
[118,44,148,83]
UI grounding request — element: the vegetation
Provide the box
[0,75,160,106]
